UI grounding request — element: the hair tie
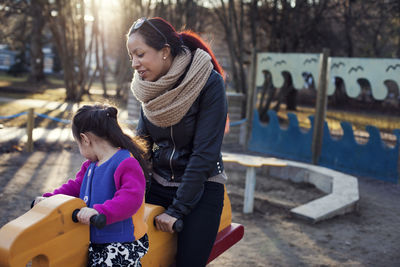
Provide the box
[105,107,118,119]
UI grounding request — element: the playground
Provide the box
[1,1,400,266]
[1,74,400,265]
[1,53,400,265]
[0,140,400,266]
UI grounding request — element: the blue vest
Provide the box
[79,149,134,244]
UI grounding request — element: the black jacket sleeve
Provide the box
[165,72,227,219]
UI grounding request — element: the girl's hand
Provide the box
[77,207,99,225]
[154,212,177,233]
[33,196,46,206]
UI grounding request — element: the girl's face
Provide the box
[127,33,172,82]
[76,133,97,162]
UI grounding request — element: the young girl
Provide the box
[34,104,150,267]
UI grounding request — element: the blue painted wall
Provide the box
[248,110,400,183]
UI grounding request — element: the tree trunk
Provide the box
[28,0,46,83]
[76,0,86,99]
[230,0,247,95]
[46,0,86,101]
[185,0,196,29]
[344,0,354,57]
[100,24,108,97]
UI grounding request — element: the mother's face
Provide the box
[127,33,172,82]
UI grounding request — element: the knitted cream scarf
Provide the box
[131,48,213,128]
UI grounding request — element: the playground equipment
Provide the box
[0,188,243,267]
[250,52,400,183]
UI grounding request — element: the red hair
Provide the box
[131,17,225,80]
[180,30,225,80]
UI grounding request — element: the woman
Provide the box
[127,17,228,267]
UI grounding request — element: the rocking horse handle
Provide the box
[72,209,107,229]
[153,218,184,233]
[173,219,183,232]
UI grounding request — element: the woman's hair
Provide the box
[127,17,225,79]
[72,104,151,180]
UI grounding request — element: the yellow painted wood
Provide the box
[0,194,88,267]
[141,186,233,267]
[132,199,148,240]
[141,204,177,267]
[223,152,287,167]
[0,188,234,267]
[219,186,232,231]
[223,152,287,213]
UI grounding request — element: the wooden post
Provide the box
[311,48,330,165]
[244,48,258,149]
[26,108,34,153]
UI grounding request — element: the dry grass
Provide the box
[0,102,72,128]
[276,105,400,134]
[0,73,125,129]
[2,72,399,142]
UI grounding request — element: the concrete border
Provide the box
[223,152,360,223]
[269,160,359,223]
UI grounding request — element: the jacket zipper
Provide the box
[84,166,94,206]
[169,126,176,180]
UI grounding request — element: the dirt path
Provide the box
[1,147,400,266]
[212,170,400,267]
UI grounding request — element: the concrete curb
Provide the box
[267,160,359,223]
[222,152,360,223]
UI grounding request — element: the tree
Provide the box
[44,0,87,101]
[1,1,30,76]
[152,0,209,30]
[211,0,249,96]
[110,0,149,99]
[87,0,108,97]
[28,0,46,83]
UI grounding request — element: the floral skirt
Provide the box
[88,234,149,267]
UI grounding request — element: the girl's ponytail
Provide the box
[107,123,152,182]
[117,133,152,184]
[180,31,225,80]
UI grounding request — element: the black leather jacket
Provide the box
[137,70,227,219]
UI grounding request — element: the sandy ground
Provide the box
[1,143,400,267]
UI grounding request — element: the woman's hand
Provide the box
[154,212,177,233]
[77,207,99,225]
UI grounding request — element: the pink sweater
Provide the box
[43,157,146,225]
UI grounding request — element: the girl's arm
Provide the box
[93,157,146,225]
[42,160,90,198]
